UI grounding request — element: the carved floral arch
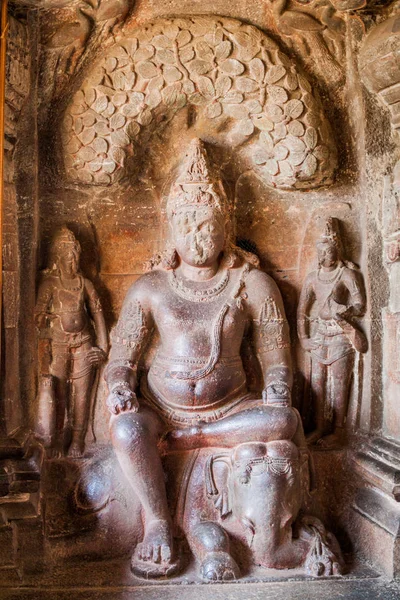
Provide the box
[62,16,337,191]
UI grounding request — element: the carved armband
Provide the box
[85,281,103,314]
[90,295,103,314]
[254,296,291,353]
[104,358,137,381]
[111,299,148,351]
[350,279,364,309]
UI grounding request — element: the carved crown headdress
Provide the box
[317,217,341,248]
[150,139,261,271]
[167,139,229,218]
[51,226,81,260]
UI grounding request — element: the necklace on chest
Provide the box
[169,268,230,303]
[317,264,343,285]
[59,274,83,292]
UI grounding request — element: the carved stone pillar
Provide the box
[1,9,39,446]
[1,14,28,440]
[0,11,41,557]
[353,13,400,577]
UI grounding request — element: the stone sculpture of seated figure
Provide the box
[104,139,342,581]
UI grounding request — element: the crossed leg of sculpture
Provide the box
[110,404,342,580]
[110,409,181,578]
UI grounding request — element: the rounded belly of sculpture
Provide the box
[147,358,247,409]
[58,312,88,333]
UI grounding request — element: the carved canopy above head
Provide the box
[61,16,337,190]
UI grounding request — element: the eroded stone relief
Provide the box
[34,227,108,457]
[4,0,400,591]
[39,0,135,106]
[2,14,31,434]
[265,0,366,87]
[297,217,367,449]
[358,9,400,442]
[96,139,343,580]
[61,16,337,190]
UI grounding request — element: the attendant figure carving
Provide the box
[383,169,400,315]
[35,227,108,458]
[105,140,343,580]
[297,218,367,449]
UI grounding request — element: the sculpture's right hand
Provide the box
[106,386,139,415]
[35,313,53,329]
[300,338,319,352]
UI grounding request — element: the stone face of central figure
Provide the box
[105,139,342,581]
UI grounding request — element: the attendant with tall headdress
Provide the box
[297,217,367,449]
[35,227,108,457]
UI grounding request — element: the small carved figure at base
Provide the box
[298,218,367,449]
[301,517,343,576]
[35,227,108,458]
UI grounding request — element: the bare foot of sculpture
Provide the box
[67,440,84,458]
[306,429,324,446]
[47,446,63,459]
[131,519,180,579]
[316,431,343,451]
[200,551,240,582]
[46,437,64,459]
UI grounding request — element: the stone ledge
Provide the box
[353,437,400,501]
[354,487,400,537]
[0,577,398,600]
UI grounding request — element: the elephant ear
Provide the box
[204,453,232,518]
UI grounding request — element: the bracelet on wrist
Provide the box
[110,381,132,393]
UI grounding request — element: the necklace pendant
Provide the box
[169,269,230,303]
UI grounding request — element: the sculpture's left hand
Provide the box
[87,347,107,366]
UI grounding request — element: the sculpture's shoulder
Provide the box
[303,270,318,288]
[341,262,361,281]
[340,263,366,303]
[244,264,283,303]
[122,269,168,307]
[37,271,59,291]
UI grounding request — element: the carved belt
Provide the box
[153,354,242,368]
[51,331,92,349]
[316,319,344,337]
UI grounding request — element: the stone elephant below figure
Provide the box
[71,439,343,580]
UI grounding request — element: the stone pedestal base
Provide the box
[353,437,400,577]
[352,487,400,578]
[382,310,400,440]
[0,572,397,600]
